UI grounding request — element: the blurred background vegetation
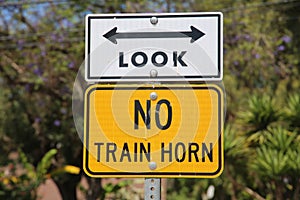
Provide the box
[0,0,300,199]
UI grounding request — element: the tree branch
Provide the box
[19,7,36,33]
[1,53,24,74]
[225,163,265,200]
[0,11,9,35]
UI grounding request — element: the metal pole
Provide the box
[144,178,161,200]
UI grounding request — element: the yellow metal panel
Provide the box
[83,84,224,178]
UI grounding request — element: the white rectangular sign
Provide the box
[85,13,223,82]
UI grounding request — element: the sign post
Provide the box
[144,178,161,200]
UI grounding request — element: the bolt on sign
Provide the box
[83,84,224,178]
[85,12,223,82]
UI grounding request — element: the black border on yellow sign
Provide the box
[83,85,223,178]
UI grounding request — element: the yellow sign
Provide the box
[83,84,224,178]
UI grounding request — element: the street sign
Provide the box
[85,13,223,82]
[83,84,224,178]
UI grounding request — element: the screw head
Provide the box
[150,69,158,78]
[150,92,157,100]
[150,16,158,25]
[149,161,157,170]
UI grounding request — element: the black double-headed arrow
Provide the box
[103,26,205,44]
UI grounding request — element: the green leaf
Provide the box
[285,93,300,129]
[250,145,290,179]
[224,125,248,161]
[287,150,300,174]
[240,94,281,135]
[265,127,297,152]
[36,149,57,179]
